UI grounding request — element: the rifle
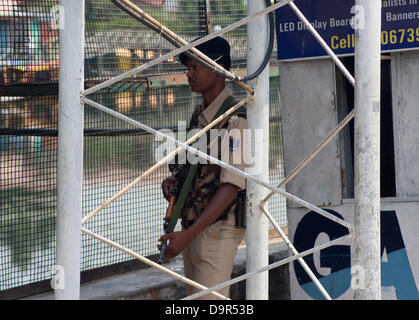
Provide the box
[157,96,240,264]
[158,179,180,264]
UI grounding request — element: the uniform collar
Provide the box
[200,87,231,123]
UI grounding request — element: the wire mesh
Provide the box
[0,0,286,294]
[0,95,57,291]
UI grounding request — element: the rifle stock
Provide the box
[163,195,176,221]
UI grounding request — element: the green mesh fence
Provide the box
[0,1,59,85]
[0,0,286,295]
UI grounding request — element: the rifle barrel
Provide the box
[158,240,167,264]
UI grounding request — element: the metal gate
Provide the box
[57,0,382,300]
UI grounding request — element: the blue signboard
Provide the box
[276,0,419,60]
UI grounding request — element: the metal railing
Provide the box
[0,0,287,295]
[58,0,381,300]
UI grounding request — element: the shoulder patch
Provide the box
[229,114,239,123]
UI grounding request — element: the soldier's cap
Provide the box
[179,36,231,71]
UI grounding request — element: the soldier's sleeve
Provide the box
[219,117,246,190]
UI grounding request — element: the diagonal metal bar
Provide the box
[261,1,358,206]
[78,0,362,302]
[82,0,295,96]
[83,97,354,231]
[81,227,229,300]
[249,1,359,301]
[288,2,355,86]
[260,206,332,300]
[261,108,355,206]
[111,0,255,93]
[112,0,236,80]
[259,1,358,207]
[253,2,358,299]
[81,95,253,224]
[183,234,352,300]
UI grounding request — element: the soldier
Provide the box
[159,36,247,299]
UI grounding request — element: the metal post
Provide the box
[353,0,381,300]
[245,0,270,300]
[204,0,213,34]
[56,0,85,300]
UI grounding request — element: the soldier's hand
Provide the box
[162,176,176,201]
[158,230,191,259]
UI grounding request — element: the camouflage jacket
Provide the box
[169,94,246,228]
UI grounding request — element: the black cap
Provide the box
[179,36,231,71]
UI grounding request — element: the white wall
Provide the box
[278,58,342,207]
[391,51,419,198]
